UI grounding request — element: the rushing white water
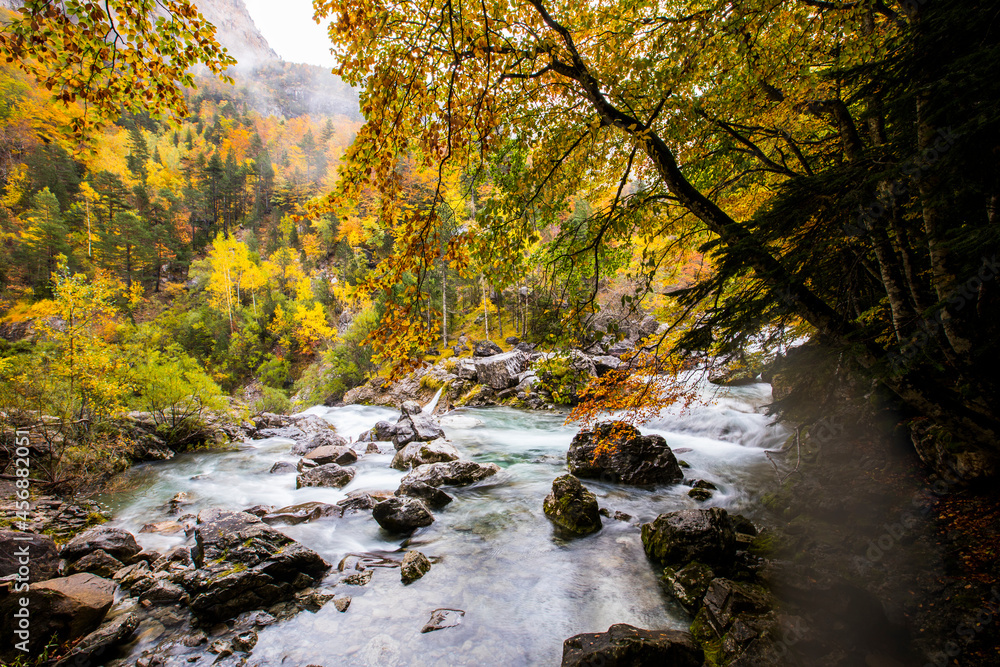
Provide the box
[102,380,785,666]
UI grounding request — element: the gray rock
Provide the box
[52,611,139,667]
[568,421,683,486]
[543,474,602,536]
[474,349,530,390]
[372,421,397,441]
[393,413,446,448]
[641,508,737,569]
[400,550,432,584]
[661,562,715,613]
[61,526,141,565]
[0,530,59,582]
[262,502,343,525]
[391,439,461,470]
[456,358,478,380]
[592,355,623,376]
[269,461,297,474]
[396,481,454,509]
[398,460,502,492]
[561,624,703,667]
[0,573,115,658]
[421,608,465,633]
[291,430,348,456]
[333,595,352,612]
[66,549,124,578]
[372,497,435,534]
[337,493,378,512]
[401,400,423,416]
[303,444,358,466]
[183,510,330,622]
[140,579,189,605]
[296,463,356,489]
[473,340,503,357]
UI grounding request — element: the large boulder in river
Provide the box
[291,430,348,456]
[303,444,358,466]
[543,474,602,536]
[398,460,502,493]
[183,510,330,622]
[396,481,454,508]
[561,624,703,667]
[262,502,343,525]
[61,526,141,565]
[0,530,60,582]
[473,339,503,357]
[392,412,446,449]
[372,497,435,534]
[474,349,531,390]
[568,421,682,486]
[296,463,356,489]
[0,573,115,658]
[641,508,736,569]
[391,439,461,470]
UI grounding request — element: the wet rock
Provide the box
[543,474,602,536]
[183,509,330,622]
[373,497,435,534]
[0,573,115,657]
[241,504,274,518]
[269,461,297,474]
[303,444,358,466]
[52,611,139,667]
[474,349,530,390]
[391,439,461,470]
[700,578,772,632]
[140,579,189,606]
[114,561,156,596]
[641,508,737,569]
[291,430,349,456]
[0,530,59,582]
[393,412,446,448]
[398,460,502,492]
[396,481,454,509]
[661,562,715,613]
[688,488,713,502]
[341,570,373,586]
[456,358,478,380]
[333,595,352,612]
[730,514,758,537]
[692,479,717,490]
[61,525,141,565]
[421,608,465,633]
[372,421,397,441]
[262,502,343,525]
[296,463,356,489]
[165,491,193,515]
[337,493,378,513]
[234,610,277,630]
[400,550,432,584]
[561,623,703,667]
[473,340,503,357]
[568,421,683,485]
[139,520,185,535]
[232,629,259,652]
[66,549,124,578]
[294,588,336,611]
[365,441,383,454]
[401,400,423,416]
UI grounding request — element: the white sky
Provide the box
[243,0,337,69]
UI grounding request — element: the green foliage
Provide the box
[250,386,292,415]
[535,353,589,406]
[257,354,291,389]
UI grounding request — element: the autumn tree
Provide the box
[319,0,1000,477]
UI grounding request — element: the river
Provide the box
[101,380,786,666]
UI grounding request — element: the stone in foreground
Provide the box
[391,438,461,470]
[561,624,703,667]
[543,474,602,536]
[400,550,432,584]
[421,608,465,633]
[60,525,141,565]
[568,421,682,486]
[398,460,502,492]
[641,508,736,569]
[372,497,435,534]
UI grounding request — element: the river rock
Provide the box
[372,497,435,534]
[0,530,60,582]
[140,579,189,605]
[392,412,446,448]
[456,358,478,380]
[398,460,502,492]
[303,444,358,466]
[568,421,682,485]
[184,509,330,622]
[561,624,703,667]
[543,474,602,536]
[396,481,454,508]
[474,349,531,390]
[421,608,465,632]
[0,573,115,657]
[641,508,737,569]
[401,400,423,416]
[296,463,356,489]
[66,549,124,578]
[61,526,141,565]
[262,502,343,525]
[52,611,139,667]
[400,550,432,584]
[473,340,503,357]
[291,430,348,456]
[662,562,715,613]
[269,461,296,474]
[391,439,461,470]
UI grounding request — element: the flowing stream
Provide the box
[101,380,787,666]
